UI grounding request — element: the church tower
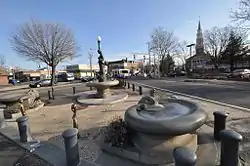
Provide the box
[195,20,204,54]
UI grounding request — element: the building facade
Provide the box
[107,59,142,74]
[66,64,105,78]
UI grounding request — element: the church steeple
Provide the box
[195,19,204,54]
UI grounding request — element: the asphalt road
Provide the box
[132,77,250,109]
[0,82,88,99]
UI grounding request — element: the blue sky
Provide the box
[0,0,238,69]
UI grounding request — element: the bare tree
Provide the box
[231,0,250,24]
[10,20,78,85]
[0,55,5,67]
[173,40,190,71]
[149,27,178,76]
[204,26,232,69]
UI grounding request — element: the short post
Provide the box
[16,116,32,143]
[62,128,80,166]
[128,82,130,89]
[220,130,243,166]
[150,89,156,97]
[139,86,142,95]
[124,81,127,87]
[51,87,55,100]
[48,90,51,100]
[72,87,76,95]
[132,84,135,91]
[173,147,197,166]
[0,104,6,128]
[90,86,93,90]
[213,111,228,141]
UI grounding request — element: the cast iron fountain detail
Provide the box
[76,36,128,105]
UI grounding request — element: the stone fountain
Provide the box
[123,96,207,164]
[76,36,128,105]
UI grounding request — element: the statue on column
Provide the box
[97,50,108,82]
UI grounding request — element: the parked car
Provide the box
[228,69,250,79]
[29,79,54,88]
[56,72,75,82]
[81,76,95,82]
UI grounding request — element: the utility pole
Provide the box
[147,42,151,73]
[88,49,94,78]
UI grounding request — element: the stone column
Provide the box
[173,147,197,166]
[62,128,80,166]
[0,104,6,128]
[213,111,228,141]
[220,130,243,166]
[16,116,32,142]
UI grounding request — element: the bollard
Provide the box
[124,81,127,87]
[213,111,228,141]
[51,87,55,100]
[150,89,156,97]
[139,86,142,95]
[173,147,197,166]
[0,104,6,128]
[128,82,130,89]
[62,128,80,166]
[90,86,93,90]
[132,84,135,91]
[48,90,51,100]
[220,130,243,166]
[16,116,32,142]
[72,87,76,95]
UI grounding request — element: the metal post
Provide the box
[51,87,55,100]
[124,81,127,87]
[128,82,130,89]
[213,111,228,141]
[62,128,80,166]
[48,90,51,100]
[150,89,155,97]
[90,86,93,90]
[132,84,135,91]
[0,104,6,128]
[148,42,151,73]
[220,130,243,166]
[173,147,197,166]
[139,86,142,95]
[16,116,32,143]
[72,87,76,95]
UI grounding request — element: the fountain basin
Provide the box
[123,96,207,164]
[86,80,119,98]
[76,90,128,106]
[125,98,207,136]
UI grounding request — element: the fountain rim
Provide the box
[86,80,119,88]
[124,98,207,136]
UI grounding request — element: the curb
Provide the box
[130,81,250,112]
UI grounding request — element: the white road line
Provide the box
[130,81,250,112]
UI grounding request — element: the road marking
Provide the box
[130,81,250,112]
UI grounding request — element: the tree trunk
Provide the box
[50,65,56,86]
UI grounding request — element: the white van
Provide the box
[112,69,131,79]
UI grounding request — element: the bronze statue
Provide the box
[71,104,80,138]
[97,49,108,82]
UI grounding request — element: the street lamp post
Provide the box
[186,43,195,74]
[97,36,101,51]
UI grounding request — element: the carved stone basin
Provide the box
[86,80,119,98]
[125,96,207,136]
[124,96,207,164]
